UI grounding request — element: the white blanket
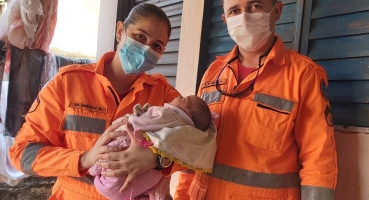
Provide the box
[145,122,217,173]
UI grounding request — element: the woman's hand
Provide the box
[96,122,158,193]
[79,120,126,171]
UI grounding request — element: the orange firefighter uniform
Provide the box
[174,36,337,200]
[9,52,180,200]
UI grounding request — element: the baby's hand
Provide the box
[133,104,144,116]
[141,103,150,113]
[133,103,151,116]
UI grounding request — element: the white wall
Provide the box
[96,0,117,60]
[50,0,100,59]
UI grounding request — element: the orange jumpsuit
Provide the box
[174,36,337,200]
[9,52,180,200]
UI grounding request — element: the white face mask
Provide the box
[226,6,276,51]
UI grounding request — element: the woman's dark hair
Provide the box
[124,3,171,38]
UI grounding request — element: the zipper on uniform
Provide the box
[107,86,119,106]
[257,103,289,115]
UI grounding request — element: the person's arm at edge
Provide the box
[9,75,88,177]
[295,66,338,200]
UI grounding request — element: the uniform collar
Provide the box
[134,73,158,86]
[267,35,286,66]
[216,35,286,67]
[95,51,115,75]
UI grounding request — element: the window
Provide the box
[49,0,101,60]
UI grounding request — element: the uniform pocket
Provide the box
[188,174,208,200]
[226,184,277,200]
[244,93,295,153]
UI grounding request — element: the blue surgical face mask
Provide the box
[119,36,162,76]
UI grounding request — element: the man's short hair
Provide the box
[222,0,278,6]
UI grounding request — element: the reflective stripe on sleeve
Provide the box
[20,142,47,176]
[210,163,300,189]
[254,93,295,113]
[201,91,222,104]
[63,115,106,134]
[301,185,334,200]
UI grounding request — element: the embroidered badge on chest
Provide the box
[69,102,107,113]
[320,79,329,101]
[202,78,227,88]
[324,105,333,127]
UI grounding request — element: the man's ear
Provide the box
[274,1,283,21]
[222,14,227,23]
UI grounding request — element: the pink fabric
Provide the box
[4,48,11,73]
[0,0,57,52]
[89,105,193,200]
[134,130,154,147]
[31,0,58,52]
[88,136,164,200]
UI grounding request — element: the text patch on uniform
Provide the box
[69,102,107,113]
[202,78,227,88]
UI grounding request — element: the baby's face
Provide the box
[169,95,197,117]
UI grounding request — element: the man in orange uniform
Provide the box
[174,0,337,199]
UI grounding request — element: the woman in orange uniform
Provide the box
[9,4,179,199]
